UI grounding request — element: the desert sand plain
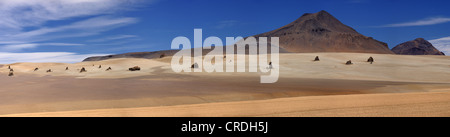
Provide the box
[0,53,450,117]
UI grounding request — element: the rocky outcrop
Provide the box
[314,56,320,61]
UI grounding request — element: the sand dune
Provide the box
[1,53,449,116]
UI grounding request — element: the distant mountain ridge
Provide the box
[392,38,445,55]
[83,10,396,62]
[83,50,179,61]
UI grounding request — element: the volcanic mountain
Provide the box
[392,38,445,55]
[252,10,393,54]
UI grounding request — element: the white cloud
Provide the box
[0,42,84,52]
[430,36,450,55]
[0,44,39,52]
[0,0,145,30]
[379,17,450,27]
[8,16,138,42]
[0,0,151,63]
[87,35,138,42]
[0,52,109,64]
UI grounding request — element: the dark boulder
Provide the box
[345,60,353,65]
[314,56,320,61]
[191,63,199,69]
[367,57,374,64]
[80,67,87,73]
[129,66,141,71]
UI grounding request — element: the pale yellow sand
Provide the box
[0,53,449,116]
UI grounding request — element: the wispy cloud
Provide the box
[6,16,138,42]
[430,36,450,55]
[0,0,145,30]
[87,35,138,43]
[0,0,143,43]
[0,0,150,63]
[0,43,85,52]
[0,44,39,52]
[0,52,109,64]
[378,17,450,27]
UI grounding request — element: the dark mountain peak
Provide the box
[252,10,393,54]
[300,10,332,19]
[316,10,333,17]
[290,10,358,34]
[412,38,430,45]
[415,38,426,41]
[392,38,445,55]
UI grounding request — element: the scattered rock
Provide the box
[345,60,353,65]
[65,67,69,70]
[268,62,273,69]
[367,57,374,64]
[99,65,102,68]
[80,67,87,73]
[129,66,141,71]
[46,69,52,72]
[106,67,112,71]
[191,63,199,69]
[314,56,320,61]
[34,68,39,71]
[8,71,13,76]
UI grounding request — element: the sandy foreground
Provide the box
[0,53,449,117]
[3,91,449,117]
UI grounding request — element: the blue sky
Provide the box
[1,0,450,63]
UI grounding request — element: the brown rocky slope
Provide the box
[392,38,445,55]
[252,10,393,54]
